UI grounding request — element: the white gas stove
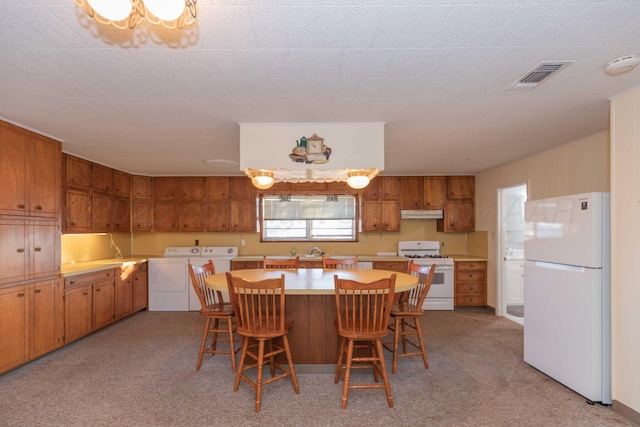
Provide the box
[398,241,454,310]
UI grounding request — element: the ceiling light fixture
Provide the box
[346,170,373,189]
[74,0,197,30]
[249,169,275,190]
[604,55,640,76]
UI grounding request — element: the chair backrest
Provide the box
[333,274,396,338]
[225,272,286,338]
[404,260,436,308]
[189,260,225,310]
[322,256,359,270]
[263,256,299,269]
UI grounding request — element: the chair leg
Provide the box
[226,317,237,372]
[282,334,300,394]
[392,316,401,374]
[196,318,211,371]
[211,318,219,351]
[341,339,355,409]
[255,339,266,413]
[413,316,429,369]
[234,337,249,392]
[401,319,408,354]
[335,337,346,384]
[374,339,393,408]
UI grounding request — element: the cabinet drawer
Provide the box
[372,261,408,273]
[456,282,485,294]
[455,294,486,306]
[64,269,114,289]
[231,261,260,270]
[456,271,486,282]
[134,262,148,273]
[456,261,485,271]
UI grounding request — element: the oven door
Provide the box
[422,266,454,310]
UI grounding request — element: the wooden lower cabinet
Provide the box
[454,261,487,307]
[0,279,64,374]
[64,284,92,344]
[93,279,116,330]
[115,271,133,320]
[132,263,148,312]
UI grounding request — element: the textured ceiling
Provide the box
[2,1,640,177]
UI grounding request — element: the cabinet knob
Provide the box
[35,205,42,210]
[35,289,42,293]
[96,288,101,292]
[34,247,42,252]
[83,291,88,296]
[69,280,76,285]
[18,292,25,297]
[17,248,25,253]
[17,204,25,209]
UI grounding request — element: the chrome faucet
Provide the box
[307,246,323,256]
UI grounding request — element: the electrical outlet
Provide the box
[241,239,246,246]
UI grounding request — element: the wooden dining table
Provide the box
[205,268,417,371]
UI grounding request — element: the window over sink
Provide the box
[260,194,357,242]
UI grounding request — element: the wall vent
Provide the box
[508,61,575,90]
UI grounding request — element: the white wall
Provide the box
[609,87,640,418]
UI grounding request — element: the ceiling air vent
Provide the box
[508,61,575,90]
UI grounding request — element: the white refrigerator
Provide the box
[523,192,611,404]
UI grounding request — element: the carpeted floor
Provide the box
[0,310,633,427]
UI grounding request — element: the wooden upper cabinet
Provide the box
[132,200,152,232]
[291,182,327,191]
[229,201,256,231]
[113,171,131,197]
[153,201,179,231]
[0,123,61,217]
[179,177,204,200]
[91,193,112,232]
[205,177,229,200]
[132,176,152,199]
[64,154,91,190]
[65,190,92,233]
[112,197,130,232]
[229,177,255,201]
[362,178,380,200]
[400,177,423,209]
[205,202,229,231]
[447,176,475,199]
[92,163,113,193]
[153,178,178,201]
[438,199,475,232]
[180,203,204,232]
[380,176,400,200]
[423,176,446,209]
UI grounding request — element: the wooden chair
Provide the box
[188,260,237,372]
[263,256,299,269]
[333,274,396,409]
[383,261,435,374]
[225,272,299,412]
[322,255,358,270]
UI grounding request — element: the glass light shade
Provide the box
[347,173,371,189]
[251,172,275,190]
[144,0,185,21]
[87,0,132,21]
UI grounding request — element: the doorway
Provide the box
[498,184,526,325]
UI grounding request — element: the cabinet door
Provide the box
[30,220,60,280]
[180,202,204,231]
[229,201,256,232]
[153,202,179,231]
[0,219,27,285]
[447,176,475,199]
[65,285,92,344]
[179,177,204,201]
[438,199,475,232]
[205,202,229,231]
[400,177,423,209]
[205,177,229,200]
[0,123,28,216]
[31,135,61,217]
[92,164,113,193]
[229,177,255,201]
[115,277,133,319]
[132,268,148,312]
[362,201,381,232]
[64,155,91,190]
[362,178,380,200]
[380,176,400,200]
[112,197,130,232]
[132,200,152,231]
[92,281,115,330]
[154,178,178,201]
[29,280,57,359]
[423,176,446,209]
[112,170,131,197]
[381,200,400,231]
[65,190,91,233]
[132,175,152,199]
[91,193,112,232]
[0,285,28,373]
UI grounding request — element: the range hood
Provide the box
[400,209,444,220]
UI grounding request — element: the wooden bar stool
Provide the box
[383,261,435,374]
[188,260,237,372]
[225,272,299,412]
[322,255,358,270]
[333,274,396,409]
[263,256,299,269]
